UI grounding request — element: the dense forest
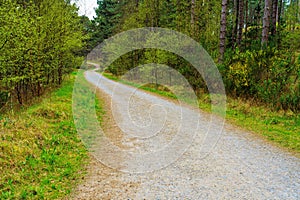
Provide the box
[1,1,299,198]
[0,0,299,112]
[84,0,300,112]
[0,0,84,108]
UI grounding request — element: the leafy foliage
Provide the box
[0,0,84,108]
[92,0,300,113]
[222,47,299,111]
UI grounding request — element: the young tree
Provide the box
[0,0,84,106]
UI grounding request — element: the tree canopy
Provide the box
[1,0,299,112]
[0,0,85,107]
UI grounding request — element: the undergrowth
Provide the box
[0,71,103,199]
[103,72,300,154]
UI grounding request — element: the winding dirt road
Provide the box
[71,69,299,199]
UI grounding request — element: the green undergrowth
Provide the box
[103,73,178,99]
[227,98,299,153]
[103,72,300,154]
[0,71,103,199]
[200,95,300,153]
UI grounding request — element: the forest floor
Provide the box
[70,69,300,199]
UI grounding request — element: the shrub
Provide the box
[222,48,299,112]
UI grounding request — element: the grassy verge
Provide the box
[102,72,300,154]
[103,73,178,99]
[0,71,103,199]
[220,97,299,153]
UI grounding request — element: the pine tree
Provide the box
[262,0,271,46]
[219,0,228,63]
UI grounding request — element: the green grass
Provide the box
[102,72,300,154]
[0,71,104,199]
[222,97,299,153]
[103,73,179,100]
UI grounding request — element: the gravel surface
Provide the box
[71,70,299,199]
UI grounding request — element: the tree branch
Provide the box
[0,38,8,51]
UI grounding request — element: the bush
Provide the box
[222,48,299,112]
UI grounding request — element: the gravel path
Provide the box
[71,70,299,199]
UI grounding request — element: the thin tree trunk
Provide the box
[237,0,244,46]
[271,0,278,35]
[262,0,271,46]
[277,0,283,45]
[277,0,282,24]
[136,0,139,8]
[219,0,228,63]
[15,83,22,105]
[232,0,239,49]
[245,0,248,42]
[0,38,8,50]
[191,0,195,36]
[295,0,300,26]
[157,0,160,27]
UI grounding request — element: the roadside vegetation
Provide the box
[0,72,104,199]
[0,1,93,198]
[102,72,299,154]
[0,0,299,198]
[86,0,299,153]
[0,0,84,108]
[88,0,299,113]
